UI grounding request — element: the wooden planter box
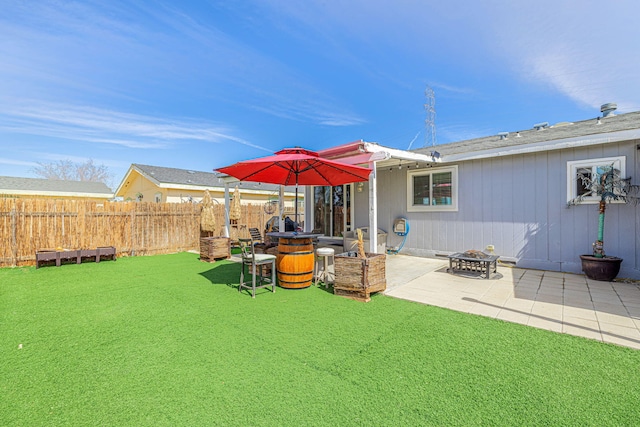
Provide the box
[200,237,230,262]
[334,252,386,302]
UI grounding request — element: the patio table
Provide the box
[447,252,499,279]
[267,232,323,288]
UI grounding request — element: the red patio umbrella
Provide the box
[216,147,371,225]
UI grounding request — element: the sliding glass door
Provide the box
[313,184,352,237]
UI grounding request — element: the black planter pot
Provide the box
[580,255,623,281]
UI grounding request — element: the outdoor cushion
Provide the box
[252,253,276,263]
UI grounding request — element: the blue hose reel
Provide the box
[387,218,409,255]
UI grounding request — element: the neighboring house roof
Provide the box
[115,164,298,195]
[414,110,640,162]
[0,176,113,198]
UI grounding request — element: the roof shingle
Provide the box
[0,176,113,195]
[414,111,640,157]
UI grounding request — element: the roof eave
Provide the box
[0,190,114,198]
[114,165,143,196]
[441,128,640,162]
[157,182,297,196]
[362,142,440,166]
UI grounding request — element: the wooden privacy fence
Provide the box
[0,198,295,267]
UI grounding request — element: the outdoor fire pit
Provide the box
[447,250,499,279]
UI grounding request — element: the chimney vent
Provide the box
[600,103,617,117]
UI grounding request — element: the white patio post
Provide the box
[304,185,312,232]
[368,161,378,253]
[223,182,230,238]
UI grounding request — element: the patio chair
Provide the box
[249,226,278,253]
[238,237,276,298]
[249,227,264,243]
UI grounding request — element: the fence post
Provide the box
[130,209,135,256]
[10,206,17,267]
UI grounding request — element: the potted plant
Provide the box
[567,163,639,281]
[334,229,387,302]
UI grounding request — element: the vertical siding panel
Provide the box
[559,148,574,267]
[390,168,407,248]
[635,142,640,274]
[533,151,550,264]
[512,155,526,259]
[491,157,503,252]
[466,161,481,250]
[481,159,493,252]
[547,150,564,269]
[501,155,515,256]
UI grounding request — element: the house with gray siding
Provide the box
[306,104,640,279]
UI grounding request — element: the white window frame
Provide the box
[407,165,458,212]
[566,156,625,204]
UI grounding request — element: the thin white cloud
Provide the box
[0,100,271,151]
[0,158,38,167]
[429,82,478,96]
[318,117,366,127]
[248,92,366,127]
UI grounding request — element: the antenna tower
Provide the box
[424,86,436,147]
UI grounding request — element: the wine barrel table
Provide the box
[267,232,322,289]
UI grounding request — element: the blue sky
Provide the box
[1,0,639,188]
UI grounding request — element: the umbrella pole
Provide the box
[294,183,298,229]
[294,174,299,230]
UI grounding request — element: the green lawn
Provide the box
[2,252,639,426]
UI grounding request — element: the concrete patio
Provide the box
[384,254,640,350]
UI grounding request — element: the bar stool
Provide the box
[314,247,335,287]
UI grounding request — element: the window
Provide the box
[407,166,458,212]
[567,156,625,204]
[154,192,162,203]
